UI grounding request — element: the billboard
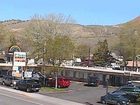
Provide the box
[13,52,27,66]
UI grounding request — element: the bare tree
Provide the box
[24,14,75,59]
[24,14,75,88]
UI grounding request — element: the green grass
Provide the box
[40,87,66,93]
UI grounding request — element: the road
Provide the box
[0,82,135,105]
[0,86,84,105]
[41,81,118,105]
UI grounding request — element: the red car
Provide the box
[47,77,71,88]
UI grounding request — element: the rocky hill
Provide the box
[1,16,140,50]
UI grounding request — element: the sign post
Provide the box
[13,52,27,78]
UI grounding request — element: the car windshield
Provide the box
[60,78,69,81]
[134,88,140,92]
[126,87,140,92]
[88,77,99,81]
[13,77,20,80]
[112,94,125,99]
[26,80,39,84]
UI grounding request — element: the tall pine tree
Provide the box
[93,39,112,66]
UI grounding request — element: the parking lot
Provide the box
[40,81,118,105]
[0,79,138,105]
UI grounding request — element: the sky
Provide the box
[0,0,140,25]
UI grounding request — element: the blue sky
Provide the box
[0,0,140,25]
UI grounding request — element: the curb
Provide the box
[0,86,32,97]
[39,89,73,94]
[0,86,85,105]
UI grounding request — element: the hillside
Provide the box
[1,17,140,50]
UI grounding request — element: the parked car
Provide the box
[1,75,20,87]
[112,91,138,103]
[15,79,41,92]
[0,69,9,84]
[115,86,140,97]
[100,92,130,105]
[86,76,100,86]
[47,77,71,88]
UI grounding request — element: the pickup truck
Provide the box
[15,79,41,92]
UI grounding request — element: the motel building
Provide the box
[60,61,140,86]
[0,45,140,86]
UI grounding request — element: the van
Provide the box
[87,76,100,86]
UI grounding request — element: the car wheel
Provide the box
[10,83,13,87]
[48,84,50,87]
[26,88,30,92]
[101,100,106,104]
[15,86,19,90]
[2,82,5,85]
[36,90,39,92]
[58,85,61,88]
[47,83,50,87]
[117,102,121,105]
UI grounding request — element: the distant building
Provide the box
[126,61,140,72]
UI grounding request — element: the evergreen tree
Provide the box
[93,39,112,66]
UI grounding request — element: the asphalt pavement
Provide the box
[39,81,118,105]
[0,81,135,105]
[0,86,85,105]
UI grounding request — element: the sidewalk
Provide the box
[0,86,85,105]
[28,92,85,105]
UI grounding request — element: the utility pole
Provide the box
[132,45,136,72]
[43,41,46,86]
[106,79,109,95]
[136,56,138,72]
[55,71,58,89]
[88,48,90,67]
